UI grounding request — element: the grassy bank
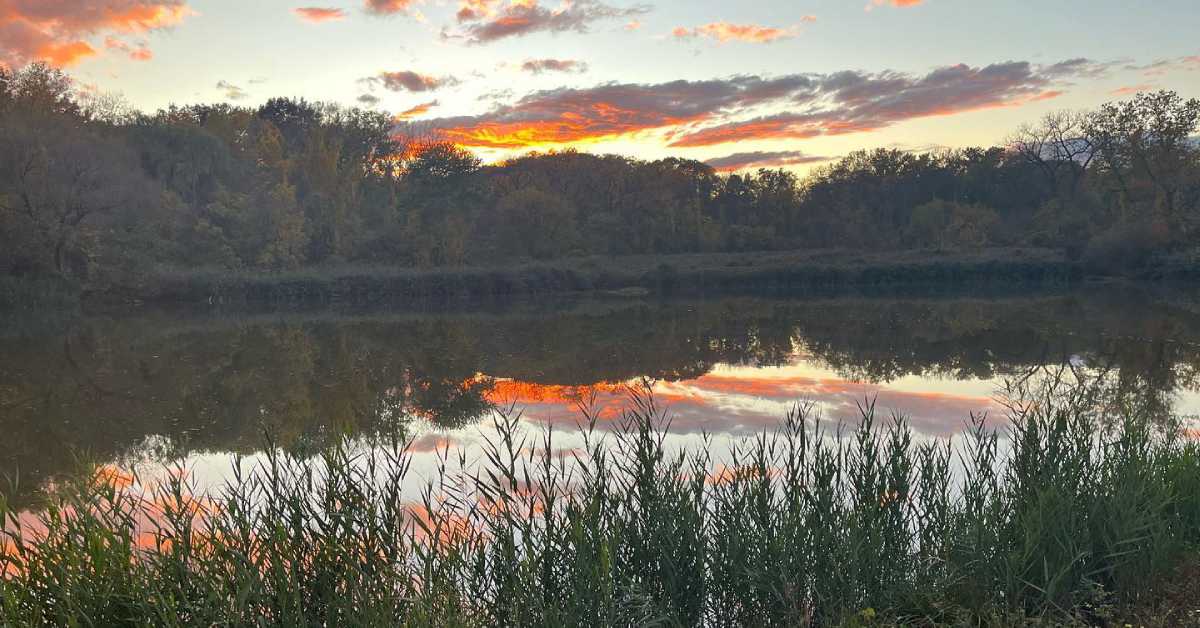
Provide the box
[2,384,1199,626]
[102,247,1080,307]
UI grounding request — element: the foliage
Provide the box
[1,383,1199,626]
[2,62,1198,290]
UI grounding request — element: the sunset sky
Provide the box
[3,0,1199,171]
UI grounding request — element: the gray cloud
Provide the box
[705,150,830,171]
[450,0,649,44]
[412,58,1103,149]
[216,80,248,100]
[520,58,589,75]
[361,70,459,92]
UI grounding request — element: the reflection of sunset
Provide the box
[479,362,1000,438]
[485,379,626,405]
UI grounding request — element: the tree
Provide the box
[1007,110,1095,200]
[4,63,80,118]
[0,118,154,278]
[1084,90,1200,228]
[493,188,578,260]
[256,180,308,269]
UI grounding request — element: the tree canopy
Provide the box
[2,63,1198,285]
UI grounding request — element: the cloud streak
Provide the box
[415,59,1098,150]
[364,0,420,15]
[294,7,347,22]
[705,150,829,171]
[672,19,813,44]
[216,80,247,100]
[669,62,1073,147]
[363,70,459,92]
[520,58,588,74]
[868,0,924,8]
[104,36,153,61]
[396,99,439,119]
[418,74,814,148]
[448,0,649,44]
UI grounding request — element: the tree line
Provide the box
[2,62,1198,285]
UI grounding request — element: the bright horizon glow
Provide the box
[3,0,1199,173]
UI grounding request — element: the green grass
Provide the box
[1,382,1199,626]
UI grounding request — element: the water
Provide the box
[3,284,1200,503]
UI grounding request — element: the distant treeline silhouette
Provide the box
[1,63,1198,287]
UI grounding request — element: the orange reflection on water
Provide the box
[478,366,1000,438]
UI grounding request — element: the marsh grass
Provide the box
[1,383,1199,627]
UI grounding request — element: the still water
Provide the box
[4,284,1200,503]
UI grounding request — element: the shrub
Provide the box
[1082,222,1168,276]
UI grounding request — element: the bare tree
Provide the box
[1007,110,1096,200]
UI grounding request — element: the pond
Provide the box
[3,282,1200,504]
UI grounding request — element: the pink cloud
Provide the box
[364,0,420,15]
[415,59,1100,150]
[294,7,347,22]
[672,19,813,44]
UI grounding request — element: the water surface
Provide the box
[4,284,1200,503]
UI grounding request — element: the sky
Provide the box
[2,0,1199,172]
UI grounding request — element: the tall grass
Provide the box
[1,384,1198,626]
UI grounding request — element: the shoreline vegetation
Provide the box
[12,245,1200,309]
[3,64,1200,310]
[94,247,1085,306]
[2,384,1199,626]
[11,244,1200,309]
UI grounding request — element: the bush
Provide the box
[1082,222,1168,276]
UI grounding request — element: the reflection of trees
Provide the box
[3,286,1200,504]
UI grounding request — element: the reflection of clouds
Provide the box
[492,362,1001,438]
[408,433,458,453]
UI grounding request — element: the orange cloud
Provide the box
[672,20,812,44]
[416,59,1095,151]
[0,0,192,67]
[455,0,502,22]
[395,99,439,119]
[1111,84,1155,96]
[870,0,924,7]
[38,40,97,66]
[417,74,814,148]
[294,7,347,22]
[104,36,152,61]
[365,0,420,15]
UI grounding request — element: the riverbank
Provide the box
[11,245,1200,311]
[88,247,1083,307]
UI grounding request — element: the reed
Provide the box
[2,384,1198,626]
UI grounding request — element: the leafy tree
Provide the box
[1,60,1198,285]
[0,116,155,277]
[493,188,578,260]
[1085,90,1200,228]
